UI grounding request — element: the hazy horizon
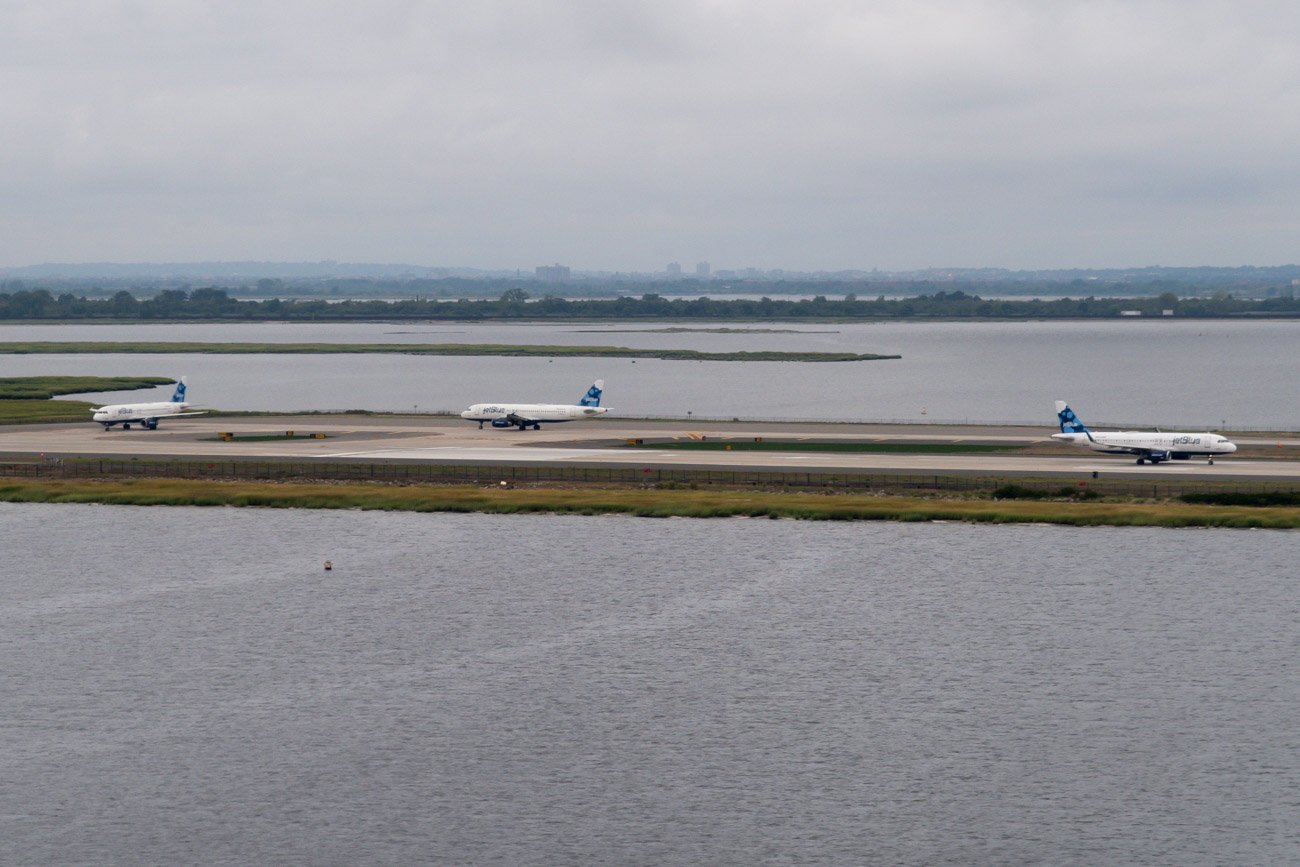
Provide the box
[4,259,1300,279]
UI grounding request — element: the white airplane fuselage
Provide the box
[93,401,194,429]
[461,403,609,429]
[1053,430,1236,459]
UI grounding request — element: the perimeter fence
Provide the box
[3,457,1298,500]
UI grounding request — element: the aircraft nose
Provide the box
[459,410,473,419]
[1227,442,1237,452]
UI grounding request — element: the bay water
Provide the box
[1,503,1294,863]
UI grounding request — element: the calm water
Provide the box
[1,503,1295,864]
[1,319,1298,427]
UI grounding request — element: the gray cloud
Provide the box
[2,0,1297,270]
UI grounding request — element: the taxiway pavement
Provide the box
[4,416,1299,481]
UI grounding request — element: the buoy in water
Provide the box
[324,560,333,571]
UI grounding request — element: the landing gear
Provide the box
[1208,456,1215,465]
[478,421,485,429]
[123,423,131,430]
[1135,457,1144,464]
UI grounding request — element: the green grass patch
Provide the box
[634,439,1026,454]
[1180,490,1300,507]
[992,483,1100,501]
[199,433,331,442]
[0,399,97,423]
[0,342,898,362]
[0,478,1297,529]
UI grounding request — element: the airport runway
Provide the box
[5,416,1300,481]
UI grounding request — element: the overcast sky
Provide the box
[2,1,1297,272]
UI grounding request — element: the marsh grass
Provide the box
[0,376,177,423]
[0,375,174,400]
[1,478,1297,528]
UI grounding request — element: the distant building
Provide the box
[695,261,710,277]
[535,263,570,282]
[666,262,682,278]
[1120,310,1142,317]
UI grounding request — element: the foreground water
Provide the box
[1,503,1294,863]
[3,319,1299,427]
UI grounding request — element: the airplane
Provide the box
[1052,400,1236,465]
[461,380,609,430]
[92,377,205,430]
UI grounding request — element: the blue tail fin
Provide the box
[578,380,604,407]
[171,377,188,403]
[1055,400,1087,433]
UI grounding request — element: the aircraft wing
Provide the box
[172,411,208,417]
[1094,439,1159,457]
[505,411,540,425]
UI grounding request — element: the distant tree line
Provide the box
[2,287,1300,321]
[5,271,1300,301]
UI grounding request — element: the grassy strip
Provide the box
[0,342,898,362]
[0,375,174,400]
[199,434,331,442]
[1,478,1298,528]
[0,399,97,423]
[1181,491,1300,507]
[630,440,1027,454]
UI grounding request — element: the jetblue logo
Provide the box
[1171,435,1201,445]
[1058,409,1085,432]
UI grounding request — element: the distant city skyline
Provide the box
[2,2,1297,271]
[5,259,1298,286]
